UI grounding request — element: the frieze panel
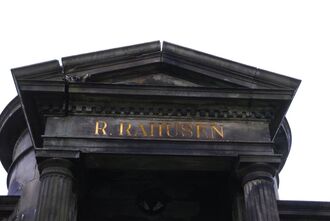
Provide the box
[44,116,270,143]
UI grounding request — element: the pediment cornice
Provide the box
[12,41,301,91]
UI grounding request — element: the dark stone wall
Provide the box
[7,130,39,196]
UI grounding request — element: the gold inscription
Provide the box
[119,122,132,136]
[150,123,155,137]
[135,124,148,137]
[158,123,163,137]
[95,121,107,135]
[211,124,224,138]
[181,124,193,137]
[95,120,224,140]
[166,123,178,137]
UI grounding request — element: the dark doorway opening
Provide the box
[78,170,233,221]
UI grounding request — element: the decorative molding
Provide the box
[38,102,275,120]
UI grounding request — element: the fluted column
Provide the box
[241,165,280,221]
[35,158,76,221]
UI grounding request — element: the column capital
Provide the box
[36,149,80,161]
[236,155,282,184]
[38,158,74,179]
[36,149,80,177]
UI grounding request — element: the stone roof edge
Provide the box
[62,41,161,74]
[10,41,301,92]
[162,41,301,91]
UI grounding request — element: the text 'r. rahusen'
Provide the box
[94,120,224,140]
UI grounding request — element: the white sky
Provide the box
[0,1,330,201]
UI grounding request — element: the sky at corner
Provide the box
[0,1,330,201]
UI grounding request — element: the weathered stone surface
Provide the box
[0,41,307,221]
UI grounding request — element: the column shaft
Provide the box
[243,176,280,221]
[35,159,76,221]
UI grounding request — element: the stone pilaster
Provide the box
[35,158,76,221]
[237,156,281,221]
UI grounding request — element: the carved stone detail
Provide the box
[64,74,91,83]
[39,102,274,120]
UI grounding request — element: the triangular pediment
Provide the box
[59,41,300,91]
[11,41,301,91]
[110,73,201,87]
[71,63,242,88]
